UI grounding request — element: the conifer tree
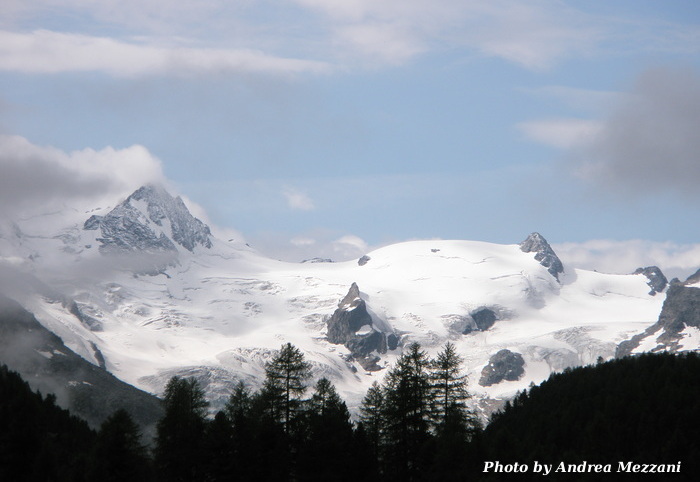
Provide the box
[359,380,385,459]
[154,376,209,482]
[203,411,235,481]
[429,342,472,429]
[261,343,311,433]
[87,409,152,482]
[298,378,355,481]
[382,342,432,480]
[223,382,255,480]
[225,380,251,425]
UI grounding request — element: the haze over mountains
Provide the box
[1,184,699,423]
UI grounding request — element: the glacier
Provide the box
[1,184,695,418]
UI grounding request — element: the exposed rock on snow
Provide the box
[301,257,334,263]
[471,308,497,331]
[327,283,372,344]
[633,266,668,295]
[519,232,564,281]
[83,184,211,268]
[618,280,700,357]
[479,349,525,387]
[326,283,391,371]
[1,183,675,419]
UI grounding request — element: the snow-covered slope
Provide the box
[1,185,694,416]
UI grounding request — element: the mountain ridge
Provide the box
[1,184,696,419]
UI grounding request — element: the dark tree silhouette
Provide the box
[382,342,433,481]
[154,376,208,482]
[261,342,311,434]
[87,408,152,481]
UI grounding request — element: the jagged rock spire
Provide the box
[84,184,212,256]
[519,232,564,281]
[633,266,668,295]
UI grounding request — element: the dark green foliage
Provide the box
[0,365,95,482]
[297,378,355,481]
[430,342,472,426]
[478,352,700,481]
[382,342,434,481]
[261,342,312,433]
[7,341,698,482]
[359,380,385,458]
[154,376,209,482]
[203,411,236,481]
[86,408,153,482]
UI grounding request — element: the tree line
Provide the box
[3,347,699,481]
[153,341,480,482]
[0,341,479,481]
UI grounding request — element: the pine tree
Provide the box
[223,382,255,480]
[298,378,355,481]
[429,342,472,429]
[87,409,152,482]
[261,343,311,434]
[359,380,385,459]
[203,411,235,481]
[428,343,479,480]
[225,381,251,425]
[154,376,209,482]
[382,342,432,481]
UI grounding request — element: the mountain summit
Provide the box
[83,185,211,267]
[1,185,695,421]
[519,232,564,281]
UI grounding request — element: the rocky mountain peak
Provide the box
[327,283,395,372]
[339,282,363,311]
[127,184,212,252]
[83,184,212,262]
[519,232,564,281]
[633,266,668,295]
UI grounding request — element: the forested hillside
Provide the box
[477,352,700,481]
[2,350,699,481]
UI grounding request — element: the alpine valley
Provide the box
[2,184,699,431]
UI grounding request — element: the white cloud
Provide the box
[564,68,700,197]
[518,118,603,149]
[292,0,603,69]
[245,229,374,263]
[554,239,700,281]
[0,134,165,218]
[3,1,699,74]
[290,236,316,247]
[283,187,315,211]
[333,235,368,253]
[0,30,331,77]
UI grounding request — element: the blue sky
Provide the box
[2,1,700,272]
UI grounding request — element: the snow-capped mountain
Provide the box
[1,184,697,419]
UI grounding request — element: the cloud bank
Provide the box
[2,1,697,76]
[576,68,700,197]
[0,135,165,218]
[554,239,700,281]
[0,30,331,77]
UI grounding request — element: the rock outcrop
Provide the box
[327,283,372,344]
[358,255,371,266]
[634,266,668,295]
[326,283,391,371]
[84,184,212,257]
[519,232,564,281]
[617,274,700,357]
[462,307,500,334]
[479,349,525,386]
